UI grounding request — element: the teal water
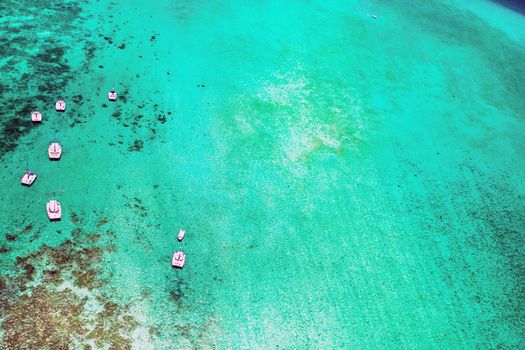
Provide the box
[1,0,524,348]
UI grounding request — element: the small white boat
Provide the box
[31,110,42,123]
[369,14,377,19]
[172,251,186,268]
[47,199,62,221]
[178,229,185,241]
[21,171,37,186]
[108,89,117,101]
[55,98,66,112]
[48,142,62,160]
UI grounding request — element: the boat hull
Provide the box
[48,143,62,160]
[31,111,42,123]
[47,200,62,220]
[55,100,66,112]
[21,173,37,186]
[172,251,186,268]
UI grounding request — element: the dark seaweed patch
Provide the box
[169,278,186,308]
[0,83,7,96]
[0,116,32,153]
[35,46,65,64]
[71,228,83,239]
[0,0,95,159]
[70,211,79,224]
[128,139,143,152]
[42,269,62,284]
[124,197,148,217]
[157,115,167,124]
[96,218,109,227]
[69,118,84,128]
[72,94,83,104]
[0,277,6,292]
[149,326,161,337]
[1,283,138,349]
[22,263,35,278]
[85,44,96,60]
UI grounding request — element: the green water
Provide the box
[1,0,524,348]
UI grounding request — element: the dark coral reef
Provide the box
[0,225,139,349]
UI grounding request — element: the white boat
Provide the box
[46,199,62,221]
[31,110,42,123]
[21,163,37,186]
[178,229,185,241]
[21,171,37,186]
[48,142,62,160]
[55,98,66,112]
[172,251,186,268]
[108,89,117,101]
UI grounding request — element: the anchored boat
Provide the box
[108,89,117,101]
[172,251,186,268]
[21,163,37,186]
[46,194,62,221]
[31,108,42,123]
[48,142,62,160]
[55,98,66,112]
[178,229,185,241]
[21,171,37,186]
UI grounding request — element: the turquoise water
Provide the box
[1,0,524,348]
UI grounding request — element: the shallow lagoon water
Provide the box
[0,0,524,348]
